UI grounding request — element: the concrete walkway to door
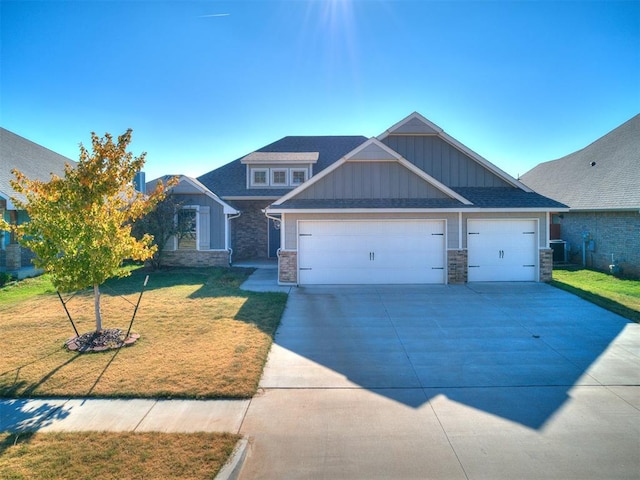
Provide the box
[238,282,640,479]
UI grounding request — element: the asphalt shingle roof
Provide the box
[1,128,76,206]
[520,114,640,210]
[452,188,567,209]
[197,136,368,198]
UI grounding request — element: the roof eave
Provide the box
[267,207,569,214]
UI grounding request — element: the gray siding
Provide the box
[173,193,226,249]
[295,162,451,200]
[383,135,511,188]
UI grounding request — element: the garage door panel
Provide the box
[298,220,445,285]
[468,220,537,282]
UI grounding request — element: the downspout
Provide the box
[545,212,550,248]
[264,210,282,258]
[226,212,242,265]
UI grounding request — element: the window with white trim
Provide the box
[271,169,288,186]
[247,166,310,188]
[290,168,307,185]
[251,168,268,186]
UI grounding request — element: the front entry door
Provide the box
[268,218,281,258]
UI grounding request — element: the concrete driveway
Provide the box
[239,283,640,479]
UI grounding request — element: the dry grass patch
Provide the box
[0,267,287,398]
[0,431,240,480]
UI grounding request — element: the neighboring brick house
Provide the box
[521,114,640,278]
[0,128,76,271]
[193,112,565,285]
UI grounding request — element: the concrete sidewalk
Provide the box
[0,398,250,433]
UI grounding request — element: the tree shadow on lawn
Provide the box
[0,398,71,438]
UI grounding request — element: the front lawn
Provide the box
[0,267,287,398]
[0,431,240,480]
[551,266,640,323]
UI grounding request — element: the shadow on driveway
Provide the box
[261,282,638,429]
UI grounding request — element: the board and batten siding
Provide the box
[294,161,450,200]
[283,212,459,250]
[172,193,226,249]
[383,135,511,188]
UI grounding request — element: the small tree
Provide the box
[131,190,189,269]
[10,130,168,332]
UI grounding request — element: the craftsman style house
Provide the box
[157,112,565,285]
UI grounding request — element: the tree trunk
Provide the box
[94,284,103,332]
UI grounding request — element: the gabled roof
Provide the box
[147,175,238,214]
[198,136,367,199]
[271,138,472,209]
[521,114,640,210]
[378,112,532,192]
[0,128,76,209]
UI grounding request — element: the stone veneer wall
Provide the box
[4,244,21,270]
[539,249,553,282]
[447,249,467,284]
[278,251,297,284]
[160,250,230,268]
[228,200,271,260]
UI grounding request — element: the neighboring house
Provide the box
[521,114,640,277]
[145,175,239,267]
[194,112,565,285]
[0,128,76,271]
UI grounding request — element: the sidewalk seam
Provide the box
[132,400,158,432]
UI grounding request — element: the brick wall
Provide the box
[558,211,640,277]
[539,249,553,282]
[160,250,230,268]
[447,249,467,284]
[228,200,271,260]
[279,251,297,284]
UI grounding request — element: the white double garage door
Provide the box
[297,219,538,285]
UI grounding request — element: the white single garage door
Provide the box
[298,220,446,285]
[467,219,538,282]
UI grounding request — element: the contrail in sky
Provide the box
[199,13,230,17]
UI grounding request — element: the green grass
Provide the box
[551,265,640,323]
[0,431,240,479]
[0,266,288,398]
[0,274,56,305]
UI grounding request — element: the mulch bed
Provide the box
[65,328,140,353]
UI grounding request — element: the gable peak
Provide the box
[378,112,443,139]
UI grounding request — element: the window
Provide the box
[271,169,288,186]
[177,208,197,250]
[290,169,307,185]
[251,168,268,186]
[248,167,310,187]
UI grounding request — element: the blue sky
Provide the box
[2,0,638,182]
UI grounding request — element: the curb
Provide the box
[216,437,249,480]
